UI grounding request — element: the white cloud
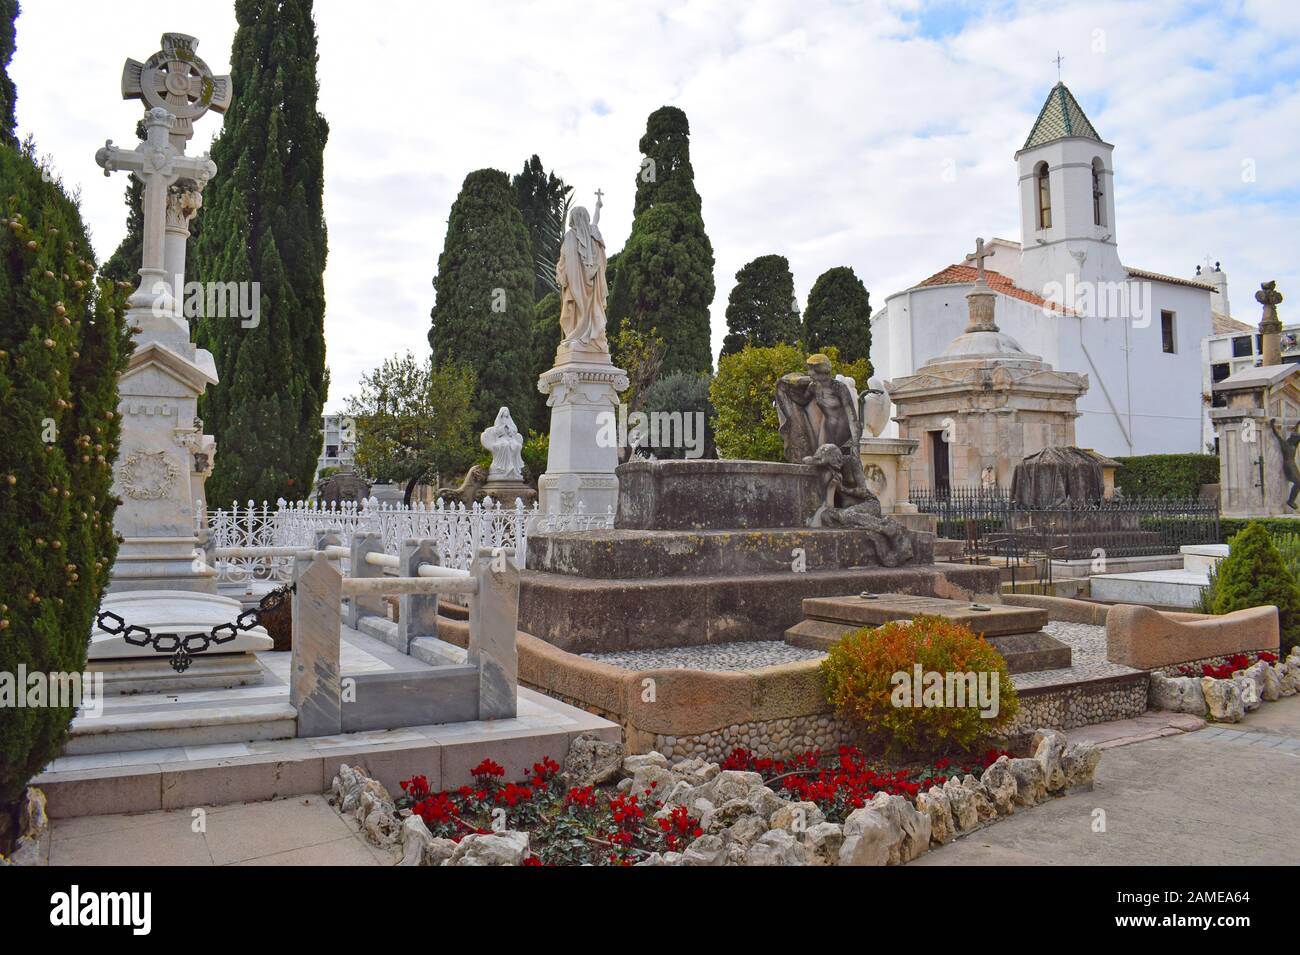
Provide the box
[11,0,1299,412]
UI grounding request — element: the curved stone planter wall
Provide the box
[1105,605,1278,670]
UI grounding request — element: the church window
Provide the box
[1161,311,1177,353]
[1091,158,1105,226]
[1036,162,1052,230]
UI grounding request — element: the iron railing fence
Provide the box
[908,485,1219,561]
[202,497,614,585]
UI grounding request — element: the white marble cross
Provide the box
[96,107,216,318]
[122,33,230,149]
[965,237,993,284]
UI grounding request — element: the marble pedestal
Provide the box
[536,348,628,517]
[109,329,220,594]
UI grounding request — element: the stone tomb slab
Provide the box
[785,592,1071,673]
[800,593,1047,635]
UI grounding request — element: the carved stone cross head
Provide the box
[122,33,231,146]
[965,236,993,284]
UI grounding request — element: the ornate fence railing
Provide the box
[908,486,1220,561]
[202,497,615,584]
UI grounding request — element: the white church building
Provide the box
[871,83,1221,461]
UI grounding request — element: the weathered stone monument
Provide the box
[536,190,628,516]
[517,359,1004,651]
[1212,282,1300,518]
[479,406,536,505]
[856,376,928,530]
[888,238,1088,492]
[89,33,272,680]
[95,33,230,593]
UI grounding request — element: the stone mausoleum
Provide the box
[888,242,1088,493]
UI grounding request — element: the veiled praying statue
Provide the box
[481,407,525,481]
[556,191,609,355]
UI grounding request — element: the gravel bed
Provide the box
[582,640,824,672]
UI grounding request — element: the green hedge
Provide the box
[1220,517,1300,544]
[1113,454,1219,499]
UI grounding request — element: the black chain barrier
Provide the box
[95,585,295,673]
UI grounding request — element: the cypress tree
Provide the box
[804,265,872,363]
[429,168,535,432]
[530,290,561,429]
[0,141,130,807]
[610,106,715,376]
[101,121,145,285]
[511,155,571,300]
[194,0,329,505]
[0,0,15,147]
[720,254,800,356]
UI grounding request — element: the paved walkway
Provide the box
[42,697,1300,866]
[916,694,1300,866]
[44,794,399,866]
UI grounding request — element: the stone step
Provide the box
[65,699,298,755]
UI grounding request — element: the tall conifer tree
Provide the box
[721,254,800,356]
[609,106,715,376]
[195,0,329,504]
[0,139,130,806]
[429,168,535,432]
[803,266,872,363]
[0,0,16,146]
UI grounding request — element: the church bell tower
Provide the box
[1015,83,1122,295]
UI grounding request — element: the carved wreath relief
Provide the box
[118,449,180,500]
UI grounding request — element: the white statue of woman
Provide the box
[481,406,525,480]
[556,190,608,354]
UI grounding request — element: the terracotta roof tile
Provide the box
[1125,267,1217,292]
[913,264,1072,314]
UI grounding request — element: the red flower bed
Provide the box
[1176,651,1277,680]
[394,744,1014,864]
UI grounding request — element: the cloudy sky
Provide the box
[12,0,1300,411]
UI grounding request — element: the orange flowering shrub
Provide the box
[819,614,1019,755]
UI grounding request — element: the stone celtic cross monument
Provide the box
[536,190,628,516]
[95,33,229,593]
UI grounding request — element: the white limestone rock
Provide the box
[449,830,529,866]
[1006,758,1048,806]
[942,777,980,830]
[1278,662,1300,696]
[669,757,720,787]
[1259,663,1282,702]
[744,829,808,866]
[868,792,932,863]
[917,787,955,845]
[1236,660,1269,698]
[398,814,434,866]
[770,800,826,834]
[620,752,669,778]
[562,734,624,787]
[838,805,902,866]
[1201,677,1245,723]
[745,786,787,822]
[680,834,727,866]
[1031,728,1068,792]
[804,822,845,866]
[1149,672,1209,716]
[1061,741,1103,791]
[700,770,766,805]
[722,812,769,847]
[1233,675,1261,712]
[980,758,1018,815]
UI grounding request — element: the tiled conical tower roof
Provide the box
[1023,82,1101,149]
